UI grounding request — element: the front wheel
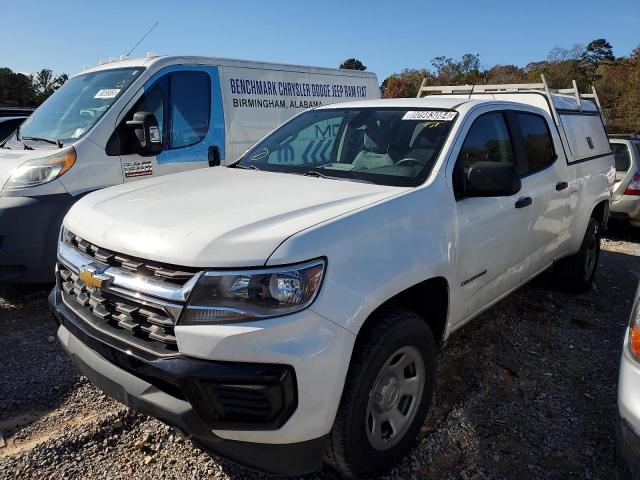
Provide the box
[325,309,437,478]
[554,217,601,293]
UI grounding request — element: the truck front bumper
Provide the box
[0,193,75,282]
[49,287,326,475]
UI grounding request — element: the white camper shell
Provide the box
[0,55,379,282]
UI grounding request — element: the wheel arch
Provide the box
[354,276,450,349]
[591,199,609,231]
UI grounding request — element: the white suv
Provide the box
[50,82,613,478]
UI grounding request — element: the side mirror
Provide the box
[466,161,521,197]
[126,111,162,157]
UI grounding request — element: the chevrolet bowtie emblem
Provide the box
[78,265,110,288]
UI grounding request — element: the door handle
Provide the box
[208,146,221,167]
[515,196,532,209]
[556,181,568,191]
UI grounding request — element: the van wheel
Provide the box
[554,217,601,293]
[325,309,436,478]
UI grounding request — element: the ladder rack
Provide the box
[416,75,605,126]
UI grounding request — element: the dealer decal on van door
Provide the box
[123,161,153,177]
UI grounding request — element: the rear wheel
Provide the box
[554,217,601,293]
[325,309,437,478]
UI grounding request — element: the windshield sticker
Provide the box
[402,111,457,121]
[94,88,121,99]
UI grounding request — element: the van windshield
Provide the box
[3,67,143,149]
[237,108,456,187]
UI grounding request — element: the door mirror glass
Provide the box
[126,111,162,156]
[466,161,521,197]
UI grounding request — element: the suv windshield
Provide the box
[238,108,456,187]
[3,67,143,149]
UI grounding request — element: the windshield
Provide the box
[3,67,143,148]
[238,108,456,187]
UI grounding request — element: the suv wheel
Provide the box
[554,217,601,293]
[325,308,437,478]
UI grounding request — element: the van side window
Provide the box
[612,143,631,172]
[132,82,164,139]
[169,71,210,149]
[516,112,555,174]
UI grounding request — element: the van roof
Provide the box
[77,55,378,78]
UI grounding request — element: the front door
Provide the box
[451,110,533,324]
[118,66,224,182]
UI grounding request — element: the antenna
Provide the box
[126,21,159,57]
[468,84,475,99]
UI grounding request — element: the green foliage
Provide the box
[339,58,367,71]
[0,67,67,107]
[381,38,640,133]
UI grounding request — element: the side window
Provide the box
[516,112,555,174]
[169,71,210,149]
[611,143,631,172]
[457,112,513,170]
[132,82,164,139]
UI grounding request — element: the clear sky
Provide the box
[2,0,638,81]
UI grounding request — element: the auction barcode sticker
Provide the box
[94,88,121,99]
[402,111,457,121]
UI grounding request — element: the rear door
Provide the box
[509,110,573,273]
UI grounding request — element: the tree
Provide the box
[339,58,367,71]
[581,38,615,82]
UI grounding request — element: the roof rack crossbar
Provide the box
[416,74,606,126]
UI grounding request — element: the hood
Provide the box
[64,167,407,267]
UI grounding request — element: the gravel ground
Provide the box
[1,225,639,480]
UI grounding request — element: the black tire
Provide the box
[554,217,601,293]
[325,308,437,478]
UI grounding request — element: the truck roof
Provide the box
[315,97,513,112]
[77,55,378,79]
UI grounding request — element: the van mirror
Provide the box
[466,161,521,197]
[126,111,162,157]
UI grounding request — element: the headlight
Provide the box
[180,259,325,324]
[4,147,76,190]
[628,287,640,362]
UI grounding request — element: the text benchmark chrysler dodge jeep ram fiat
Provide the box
[49,78,613,478]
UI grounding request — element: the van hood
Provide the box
[64,167,407,267]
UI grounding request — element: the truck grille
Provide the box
[63,230,197,285]
[58,265,179,355]
[57,230,201,357]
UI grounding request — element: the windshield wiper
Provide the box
[229,163,260,171]
[302,170,335,179]
[302,170,375,184]
[21,136,63,148]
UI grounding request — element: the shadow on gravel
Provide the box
[605,218,640,244]
[0,283,80,439]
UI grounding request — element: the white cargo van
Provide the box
[0,55,378,282]
[51,78,613,477]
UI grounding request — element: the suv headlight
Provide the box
[4,147,76,190]
[180,259,325,324]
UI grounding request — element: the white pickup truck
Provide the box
[50,79,613,477]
